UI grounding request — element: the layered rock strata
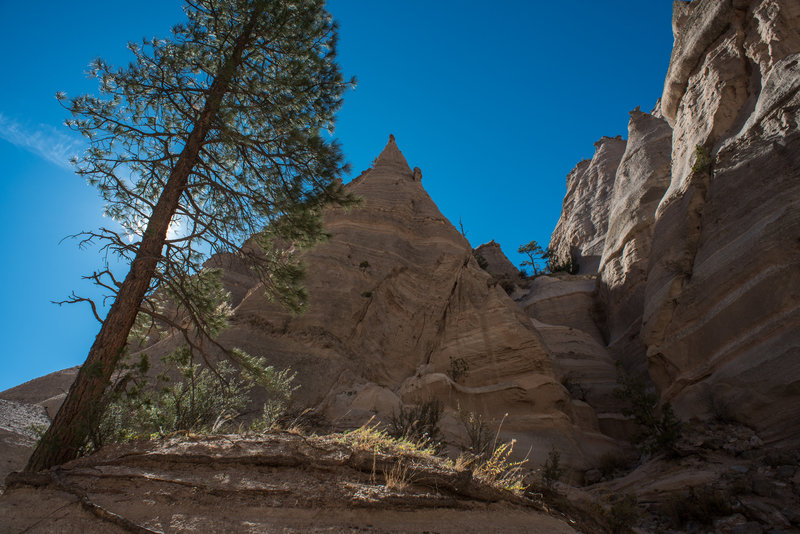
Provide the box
[0,434,579,533]
[550,0,800,446]
[473,240,520,278]
[2,137,621,472]
[597,110,673,371]
[236,137,617,466]
[549,136,627,274]
[643,0,800,444]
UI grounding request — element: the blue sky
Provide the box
[0,1,675,391]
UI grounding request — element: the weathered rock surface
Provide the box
[0,399,50,488]
[0,366,79,419]
[518,276,625,440]
[548,0,800,448]
[597,110,672,371]
[159,137,616,469]
[0,433,580,533]
[1,138,620,478]
[549,136,627,274]
[474,240,520,278]
[642,0,800,444]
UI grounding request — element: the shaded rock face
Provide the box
[597,110,673,371]
[643,0,800,444]
[0,399,50,487]
[474,240,519,278]
[550,0,800,446]
[549,136,627,274]
[519,276,627,440]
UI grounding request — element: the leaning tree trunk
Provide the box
[24,7,264,472]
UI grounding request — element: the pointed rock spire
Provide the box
[372,134,412,177]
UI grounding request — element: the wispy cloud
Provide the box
[0,113,83,170]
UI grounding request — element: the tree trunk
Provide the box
[24,6,264,472]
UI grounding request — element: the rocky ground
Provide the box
[575,421,800,533]
[1,431,594,534]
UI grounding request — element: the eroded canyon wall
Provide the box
[551,0,800,445]
[643,0,800,445]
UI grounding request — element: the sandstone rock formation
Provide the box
[597,110,672,371]
[1,138,621,480]
[549,136,627,274]
[643,0,800,444]
[473,240,520,278]
[215,137,617,468]
[517,275,626,440]
[0,400,50,487]
[548,0,800,448]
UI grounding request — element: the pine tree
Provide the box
[518,240,544,275]
[26,0,355,472]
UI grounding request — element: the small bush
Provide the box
[499,278,516,295]
[663,487,732,528]
[448,356,470,382]
[361,291,372,298]
[473,253,489,271]
[459,408,493,457]
[542,247,579,274]
[598,452,631,479]
[359,260,370,271]
[338,419,437,457]
[561,374,587,401]
[549,257,578,274]
[542,447,564,491]
[93,346,296,448]
[692,144,713,174]
[606,494,640,533]
[472,439,528,493]
[383,460,412,492]
[614,362,682,455]
[389,399,442,449]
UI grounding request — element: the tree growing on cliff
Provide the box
[518,240,544,275]
[26,0,355,472]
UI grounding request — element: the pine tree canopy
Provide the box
[62,0,355,318]
[26,0,355,472]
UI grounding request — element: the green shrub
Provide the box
[361,291,372,298]
[359,260,370,271]
[499,278,516,294]
[606,494,640,533]
[598,452,631,479]
[550,256,578,274]
[663,487,732,528]
[542,247,579,274]
[473,253,489,271]
[561,373,587,401]
[691,144,713,174]
[542,447,564,491]
[459,408,493,457]
[389,399,442,449]
[448,356,470,382]
[472,439,528,493]
[92,346,296,448]
[614,362,682,455]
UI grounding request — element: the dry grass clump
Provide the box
[335,418,439,458]
[456,439,529,493]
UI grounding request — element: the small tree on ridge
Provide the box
[518,240,544,275]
